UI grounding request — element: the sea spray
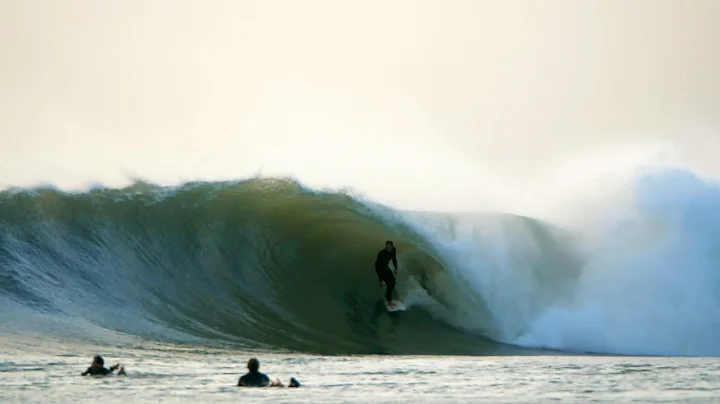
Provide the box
[514,168,720,356]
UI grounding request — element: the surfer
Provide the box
[237,358,300,388]
[375,240,398,305]
[81,355,126,376]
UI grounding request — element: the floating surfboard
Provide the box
[385,300,406,312]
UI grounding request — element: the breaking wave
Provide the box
[1,168,719,356]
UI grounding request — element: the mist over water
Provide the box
[369,160,720,357]
[514,168,720,356]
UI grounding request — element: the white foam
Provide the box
[515,168,720,356]
[386,167,720,356]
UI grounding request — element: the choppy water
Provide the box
[2,337,719,403]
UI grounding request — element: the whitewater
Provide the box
[2,165,720,402]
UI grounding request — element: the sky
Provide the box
[1,0,719,214]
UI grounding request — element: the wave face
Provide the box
[0,178,543,355]
[2,168,720,356]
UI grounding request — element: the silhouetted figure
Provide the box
[81,355,125,376]
[237,358,300,388]
[375,240,399,305]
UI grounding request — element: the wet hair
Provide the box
[247,358,259,371]
[93,355,104,366]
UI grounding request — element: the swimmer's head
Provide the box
[92,355,104,368]
[247,358,260,372]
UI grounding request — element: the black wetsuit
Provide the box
[375,248,398,302]
[81,365,117,376]
[237,370,272,387]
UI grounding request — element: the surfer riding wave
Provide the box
[374,240,399,306]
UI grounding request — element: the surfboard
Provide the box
[385,300,406,312]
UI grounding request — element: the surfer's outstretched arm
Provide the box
[113,364,126,376]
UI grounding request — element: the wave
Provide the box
[2,168,720,356]
[0,178,529,355]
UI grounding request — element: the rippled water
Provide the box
[2,336,719,403]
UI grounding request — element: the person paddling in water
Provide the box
[81,355,126,376]
[375,240,399,306]
[237,358,300,388]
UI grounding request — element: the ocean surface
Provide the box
[2,170,720,402]
[3,337,720,403]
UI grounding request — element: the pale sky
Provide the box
[1,0,719,215]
